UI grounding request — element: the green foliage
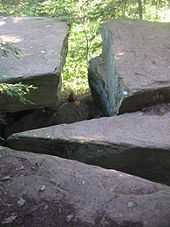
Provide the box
[0,41,36,103]
[0,42,22,58]
[0,0,170,94]
[0,0,40,16]
[0,82,36,103]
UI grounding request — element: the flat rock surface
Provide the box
[0,16,68,79]
[0,17,69,111]
[89,20,170,115]
[107,20,170,92]
[1,147,170,227]
[7,110,170,184]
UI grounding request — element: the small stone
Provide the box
[39,185,46,192]
[17,197,26,207]
[128,201,136,208]
[1,214,17,224]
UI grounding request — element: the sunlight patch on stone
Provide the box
[0,35,22,43]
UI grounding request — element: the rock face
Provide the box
[88,20,170,116]
[7,109,170,185]
[0,16,69,112]
[1,146,170,227]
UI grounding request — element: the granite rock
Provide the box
[1,146,170,227]
[89,20,170,116]
[0,16,69,112]
[7,109,170,185]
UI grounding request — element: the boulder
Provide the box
[6,108,170,185]
[0,16,69,112]
[1,146,170,227]
[88,20,170,116]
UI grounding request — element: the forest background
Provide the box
[0,0,170,97]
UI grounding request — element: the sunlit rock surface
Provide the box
[7,109,170,185]
[0,16,69,112]
[1,146,170,227]
[88,20,170,116]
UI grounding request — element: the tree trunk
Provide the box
[138,0,143,20]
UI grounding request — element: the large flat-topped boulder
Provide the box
[89,20,170,116]
[7,110,170,185]
[0,16,69,112]
[1,147,170,227]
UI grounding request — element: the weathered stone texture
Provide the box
[0,16,69,112]
[1,146,170,227]
[89,20,170,116]
[7,109,170,185]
